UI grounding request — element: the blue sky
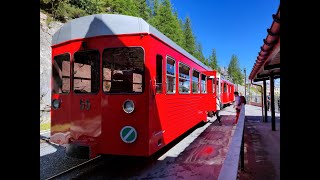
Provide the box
[171,0,279,82]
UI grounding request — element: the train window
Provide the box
[178,63,190,93]
[102,47,144,93]
[216,78,219,94]
[166,57,176,93]
[156,55,163,93]
[192,70,200,93]
[52,53,70,94]
[73,50,100,94]
[223,83,227,93]
[212,77,215,94]
[201,74,207,93]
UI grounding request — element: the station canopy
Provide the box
[249,7,280,82]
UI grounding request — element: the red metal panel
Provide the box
[147,35,212,155]
[51,33,218,157]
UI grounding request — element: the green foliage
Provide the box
[69,0,104,15]
[154,0,159,16]
[40,0,86,22]
[40,0,210,68]
[183,16,196,55]
[46,15,54,26]
[134,0,152,21]
[148,0,184,47]
[56,2,87,22]
[194,41,206,65]
[227,54,244,84]
[102,0,139,16]
[217,66,222,73]
[208,48,218,70]
[40,122,50,131]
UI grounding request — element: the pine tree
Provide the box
[103,0,139,17]
[148,0,184,47]
[151,0,159,16]
[194,41,206,64]
[183,16,196,55]
[69,0,104,15]
[134,0,151,21]
[208,48,218,70]
[227,54,244,84]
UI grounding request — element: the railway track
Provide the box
[45,155,103,180]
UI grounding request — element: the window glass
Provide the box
[192,70,200,93]
[178,63,190,93]
[201,74,207,93]
[166,57,176,93]
[52,53,70,94]
[73,50,100,94]
[102,47,144,93]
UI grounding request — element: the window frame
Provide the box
[201,74,207,94]
[166,55,176,94]
[101,46,145,94]
[192,69,200,94]
[178,62,191,94]
[52,52,71,95]
[72,49,101,95]
[223,82,227,93]
[156,54,163,94]
[212,77,215,94]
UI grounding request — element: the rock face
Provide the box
[40,12,63,123]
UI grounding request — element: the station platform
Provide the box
[239,105,280,180]
[40,105,280,179]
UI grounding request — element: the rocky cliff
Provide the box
[40,12,63,123]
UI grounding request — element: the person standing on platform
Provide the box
[233,91,241,124]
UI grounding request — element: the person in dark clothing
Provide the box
[267,92,271,111]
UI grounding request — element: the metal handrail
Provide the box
[218,105,246,180]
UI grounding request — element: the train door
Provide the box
[226,83,229,103]
[100,47,148,156]
[70,49,101,143]
[51,53,71,143]
[216,77,221,110]
[150,54,165,151]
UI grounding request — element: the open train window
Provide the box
[192,70,200,93]
[178,62,190,93]
[52,53,70,94]
[166,56,176,93]
[223,83,227,93]
[73,50,100,94]
[102,47,144,94]
[201,74,207,93]
[156,55,163,93]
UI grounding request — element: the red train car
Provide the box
[213,73,235,109]
[50,14,220,158]
[220,79,235,107]
[229,83,235,102]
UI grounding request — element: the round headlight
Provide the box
[52,99,60,109]
[123,100,134,114]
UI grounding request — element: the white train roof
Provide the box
[52,14,212,70]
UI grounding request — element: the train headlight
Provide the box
[52,99,60,109]
[123,100,134,114]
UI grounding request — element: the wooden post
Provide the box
[270,74,276,131]
[263,80,268,122]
